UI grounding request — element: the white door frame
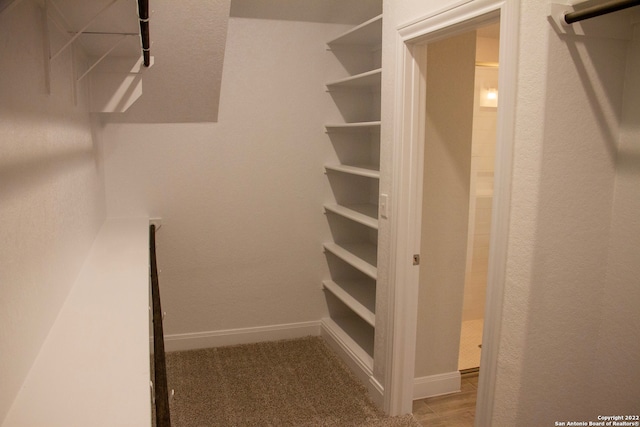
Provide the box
[384,1,520,425]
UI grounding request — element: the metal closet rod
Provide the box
[137,0,150,66]
[564,0,640,24]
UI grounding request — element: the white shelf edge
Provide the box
[325,121,381,132]
[323,279,375,327]
[323,242,377,279]
[324,203,378,229]
[325,164,380,179]
[327,14,383,46]
[326,68,382,89]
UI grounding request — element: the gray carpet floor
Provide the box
[163,336,420,426]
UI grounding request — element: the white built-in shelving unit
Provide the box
[322,13,382,379]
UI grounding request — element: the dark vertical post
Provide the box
[138,0,150,66]
[150,224,171,426]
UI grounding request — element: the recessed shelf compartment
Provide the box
[322,11,382,387]
[322,316,374,370]
[327,14,382,48]
[323,242,377,280]
[323,279,375,326]
[324,203,378,229]
[326,68,382,89]
[325,164,380,179]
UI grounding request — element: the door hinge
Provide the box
[413,254,420,265]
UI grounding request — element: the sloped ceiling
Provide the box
[105,0,231,123]
[99,0,380,123]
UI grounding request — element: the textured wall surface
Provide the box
[590,23,640,417]
[106,0,231,123]
[100,16,358,338]
[0,2,105,423]
[382,0,640,423]
[499,1,631,424]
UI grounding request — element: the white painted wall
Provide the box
[381,0,640,423]
[100,16,360,340]
[594,25,640,413]
[0,1,105,423]
[495,3,636,424]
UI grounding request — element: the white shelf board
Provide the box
[325,164,380,179]
[323,242,377,279]
[321,317,374,371]
[323,279,375,327]
[326,68,381,89]
[324,203,378,229]
[325,121,381,132]
[327,14,382,47]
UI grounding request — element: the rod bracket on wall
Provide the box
[549,2,639,40]
[563,0,640,25]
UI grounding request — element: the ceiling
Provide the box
[49,0,142,57]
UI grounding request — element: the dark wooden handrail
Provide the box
[150,224,171,426]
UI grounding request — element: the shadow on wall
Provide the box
[0,144,97,205]
[516,10,639,424]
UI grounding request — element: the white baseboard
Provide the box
[320,318,384,409]
[163,321,322,352]
[413,371,461,400]
[368,376,385,409]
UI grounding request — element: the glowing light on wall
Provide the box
[480,87,498,108]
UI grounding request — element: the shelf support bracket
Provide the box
[48,0,123,62]
[76,34,130,82]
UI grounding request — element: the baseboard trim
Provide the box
[368,376,385,409]
[163,321,322,352]
[413,371,461,400]
[320,318,384,409]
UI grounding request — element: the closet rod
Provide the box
[137,0,150,66]
[564,0,640,24]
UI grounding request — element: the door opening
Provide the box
[459,23,500,374]
[385,2,519,424]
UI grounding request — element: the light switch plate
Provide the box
[379,194,389,219]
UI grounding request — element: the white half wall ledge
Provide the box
[2,217,151,427]
[162,321,322,352]
[413,371,461,401]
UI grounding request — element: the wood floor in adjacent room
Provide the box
[412,372,479,427]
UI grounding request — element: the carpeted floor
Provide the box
[163,336,420,426]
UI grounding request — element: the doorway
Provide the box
[413,20,499,394]
[385,1,519,424]
[459,23,500,373]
